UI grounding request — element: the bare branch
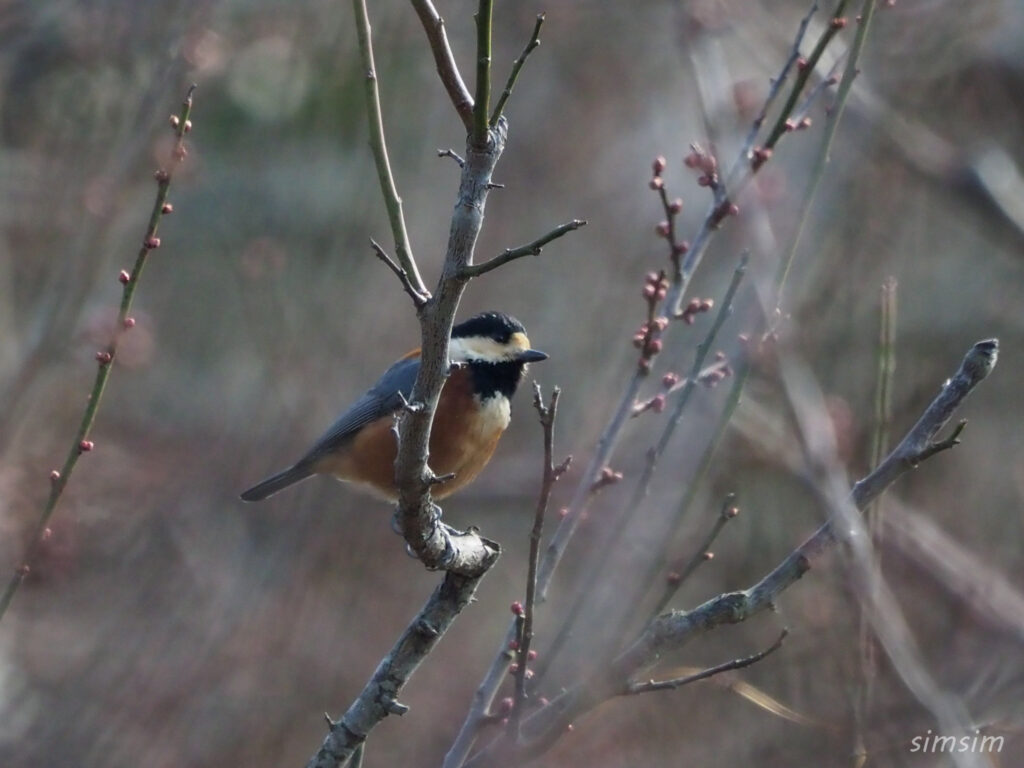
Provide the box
[511,385,564,737]
[625,629,787,695]
[305,573,488,768]
[409,0,474,130]
[464,339,998,767]
[370,239,430,307]
[472,0,494,148]
[490,13,545,126]
[459,220,586,279]
[0,85,196,622]
[353,0,428,301]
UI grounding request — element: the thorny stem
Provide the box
[0,85,196,623]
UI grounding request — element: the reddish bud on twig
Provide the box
[79,440,94,453]
[831,17,848,29]
[527,649,538,661]
[656,221,670,238]
[752,146,773,171]
[651,394,667,413]
[49,470,61,482]
[95,351,112,365]
[647,339,662,355]
[642,284,657,300]
[638,358,651,373]
[161,203,174,214]
[508,639,519,650]
[796,57,809,71]
[662,372,679,388]
[666,571,682,585]
[169,115,180,129]
[123,317,136,329]
[669,198,683,214]
[558,507,569,518]
[649,177,664,190]
[652,156,667,176]
[652,317,669,331]
[118,270,131,284]
[144,236,161,250]
[183,120,192,133]
[511,601,525,616]
[41,527,53,541]
[524,669,534,680]
[498,697,514,714]
[673,241,690,256]
[726,506,740,518]
[154,169,169,182]
[509,664,519,674]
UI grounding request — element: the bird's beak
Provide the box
[517,349,548,363]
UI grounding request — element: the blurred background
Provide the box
[1,0,1022,765]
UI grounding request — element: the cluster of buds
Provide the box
[684,143,719,188]
[641,271,669,305]
[783,116,813,132]
[650,157,689,261]
[678,297,714,325]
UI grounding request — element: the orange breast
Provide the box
[315,367,509,500]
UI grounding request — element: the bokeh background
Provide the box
[1,0,1023,766]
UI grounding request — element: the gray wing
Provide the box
[299,355,420,465]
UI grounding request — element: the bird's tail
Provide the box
[240,464,315,502]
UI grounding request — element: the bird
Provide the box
[240,311,547,503]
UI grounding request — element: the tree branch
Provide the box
[369,239,430,307]
[0,85,196,623]
[409,0,474,131]
[353,0,428,300]
[305,573,488,768]
[459,219,586,279]
[465,338,998,767]
[490,13,545,126]
[510,385,566,737]
[624,629,787,695]
[472,0,494,148]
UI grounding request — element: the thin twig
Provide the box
[490,13,545,126]
[370,238,430,307]
[437,148,465,167]
[352,0,428,300]
[651,494,740,614]
[774,0,876,310]
[472,0,494,148]
[0,85,196,623]
[409,0,474,130]
[762,0,852,153]
[533,257,746,684]
[510,385,564,738]
[459,220,586,279]
[727,0,819,187]
[625,629,788,694]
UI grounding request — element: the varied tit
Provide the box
[240,311,547,502]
